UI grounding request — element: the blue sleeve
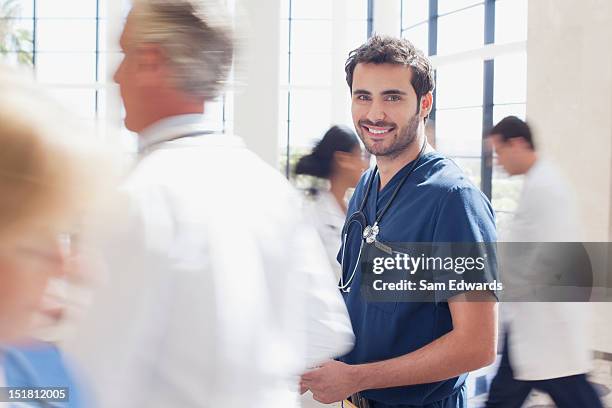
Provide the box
[431,186,498,301]
[433,186,497,243]
[3,343,86,408]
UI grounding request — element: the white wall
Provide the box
[372,0,401,37]
[527,0,612,242]
[232,0,281,167]
[527,0,612,353]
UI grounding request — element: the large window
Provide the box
[1,0,107,122]
[279,0,371,178]
[400,0,527,220]
[0,0,230,150]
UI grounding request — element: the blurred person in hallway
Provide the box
[68,1,354,407]
[0,67,111,407]
[295,125,369,282]
[486,116,602,408]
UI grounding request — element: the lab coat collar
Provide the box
[138,114,211,153]
[136,114,248,160]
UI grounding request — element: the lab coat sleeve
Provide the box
[292,220,355,368]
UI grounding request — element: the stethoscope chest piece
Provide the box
[362,223,379,244]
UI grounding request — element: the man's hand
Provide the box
[300,360,360,404]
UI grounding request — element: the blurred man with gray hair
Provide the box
[69,1,354,407]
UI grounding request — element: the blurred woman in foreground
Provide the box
[0,67,112,406]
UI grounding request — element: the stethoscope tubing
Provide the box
[338,139,428,292]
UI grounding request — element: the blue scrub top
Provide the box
[2,342,85,407]
[338,152,496,407]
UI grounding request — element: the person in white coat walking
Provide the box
[68,2,354,407]
[485,116,602,408]
[295,125,369,283]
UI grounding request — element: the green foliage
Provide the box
[0,0,34,66]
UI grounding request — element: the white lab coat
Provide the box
[69,117,354,408]
[500,159,592,381]
[300,191,347,408]
[302,190,346,283]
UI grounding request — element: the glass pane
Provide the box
[436,60,483,109]
[101,51,122,83]
[437,5,484,55]
[291,0,332,19]
[435,106,483,157]
[493,104,526,124]
[35,53,96,83]
[37,0,97,18]
[290,52,331,86]
[450,157,481,187]
[279,52,289,86]
[279,90,289,124]
[401,23,429,56]
[280,0,289,19]
[402,0,429,28]
[96,88,105,118]
[492,167,524,232]
[346,20,368,53]
[289,90,332,147]
[279,19,289,54]
[0,18,33,52]
[346,0,368,20]
[36,19,97,52]
[98,0,107,19]
[438,0,483,15]
[0,51,34,67]
[493,52,527,104]
[290,120,332,151]
[98,18,108,52]
[46,88,96,119]
[291,20,332,53]
[495,0,528,44]
[279,90,290,173]
[98,19,120,53]
[6,0,34,18]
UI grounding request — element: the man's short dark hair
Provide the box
[489,116,535,150]
[345,34,435,103]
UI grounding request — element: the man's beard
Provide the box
[357,112,420,160]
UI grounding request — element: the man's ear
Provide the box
[509,137,530,150]
[135,44,165,85]
[420,92,433,118]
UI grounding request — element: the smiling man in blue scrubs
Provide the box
[301,35,498,408]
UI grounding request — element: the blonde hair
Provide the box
[130,0,234,100]
[0,67,115,240]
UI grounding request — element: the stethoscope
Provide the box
[338,139,428,292]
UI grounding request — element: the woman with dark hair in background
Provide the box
[295,125,369,282]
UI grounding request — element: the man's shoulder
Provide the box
[421,153,484,198]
